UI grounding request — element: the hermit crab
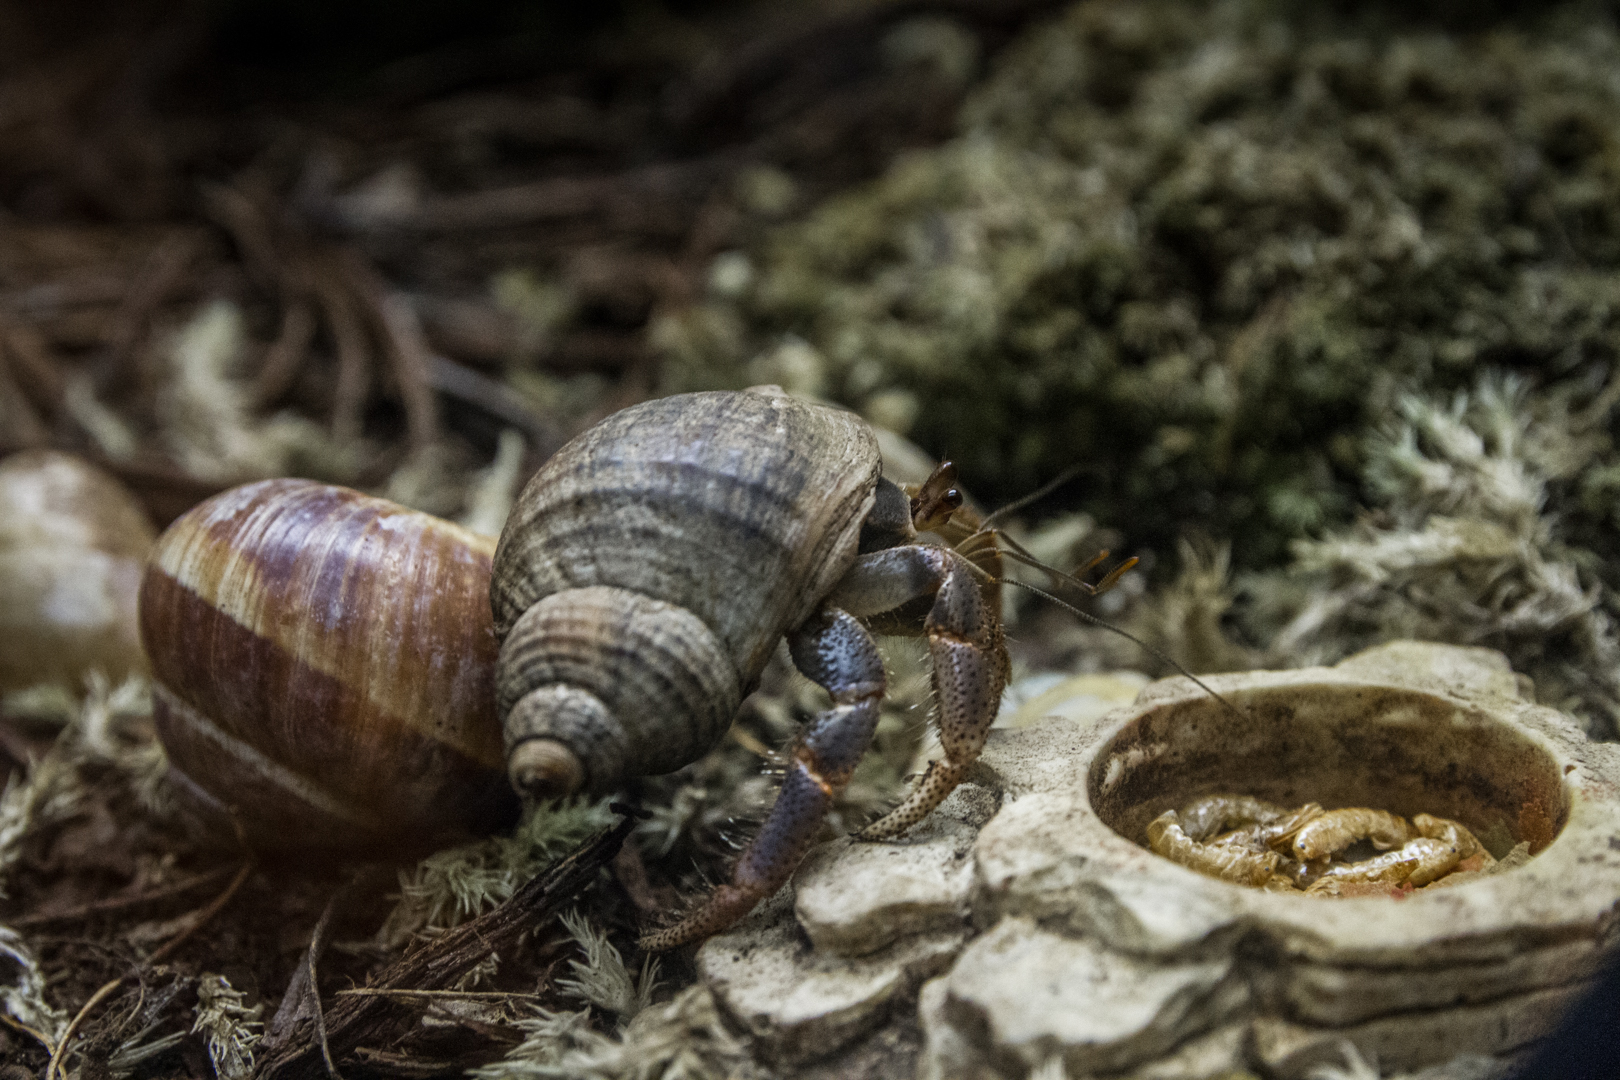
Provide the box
[492,386,1043,948]
[142,386,1135,948]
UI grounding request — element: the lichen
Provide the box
[0,924,68,1048]
[190,973,263,1080]
[160,300,359,486]
[556,908,659,1024]
[469,984,760,1080]
[458,427,528,537]
[376,798,615,948]
[1252,372,1620,736]
[0,674,163,895]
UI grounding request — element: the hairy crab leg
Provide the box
[831,545,1009,840]
[638,607,885,951]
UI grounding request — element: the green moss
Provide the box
[659,0,1620,571]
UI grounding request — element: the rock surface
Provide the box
[936,917,1247,1077]
[699,890,964,1065]
[696,642,1620,1078]
[793,784,997,957]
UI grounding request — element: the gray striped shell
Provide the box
[491,389,880,795]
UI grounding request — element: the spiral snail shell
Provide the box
[491,388,880,798]
[139,479,518,851]
[490,387,1012,949]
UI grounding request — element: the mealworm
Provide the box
[1148,810,1282,886]
[1212,802,1325,853]
[1292,807,1413,862]
[1179,794,1289,842]
[1303,837,1458,892]
[1413,813,1491,865]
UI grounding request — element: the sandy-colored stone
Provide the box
[1131,1022,1250,1080]
[699,891,964,1064]
[1407,1054,1521,1080]
[1001,671,1150,728]
[1280,937,1607,1025]
[1252,982,1584,1079]
[910,670,1148,776]
[935,917,1248,1077]
[795,784,995,957]
[1028,645,1620,968]
[970,790,1246,955]
[1331,640,1531,705]
[916,976,995,1080]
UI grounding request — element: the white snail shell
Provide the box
[0,450,155,693]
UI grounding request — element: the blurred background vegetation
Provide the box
[6,1,1620,1074]
[9,0,1620,721]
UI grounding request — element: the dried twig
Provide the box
[253,301,317,410]
[200,182,285,292]
[265,872,371,1060]
[312,258,371,443]
[0,276,129,314]
[544,328,647,374]
[47,977,123,1080]
[376,294,440,454]
[0,350,50,446]
[0,1009,55,1054]
[298,890,346,1080]
[611,843,664,915]
[347,1046,458,1077]
[254,814,636,1080]
[427,355,560,455]
[324,161,719,235]
[1,319,66,416]
[338,251,440,453]
[144,860,254,967]
[13,865,236,927]
[40,860,253,1079]
[106,232,198,379]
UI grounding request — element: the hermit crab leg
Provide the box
[830,545,1010,840]
[638,607,885,951]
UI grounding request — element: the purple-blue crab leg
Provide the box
[639,607,884,951]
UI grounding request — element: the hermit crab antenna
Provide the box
[996,577,1247,721]
[975,463,1089,532]
[947,465,1244,718]
[988,527,1139,597]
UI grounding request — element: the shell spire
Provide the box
[490,390,879,797]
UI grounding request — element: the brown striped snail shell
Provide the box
[0,450,155,693]
[490,388,880,798]
[139,479,518,852]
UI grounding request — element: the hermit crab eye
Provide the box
[913,462,963,531]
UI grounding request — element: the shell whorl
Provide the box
[498,586,740,794]
[139,479,517,850]
[491,390,880,795]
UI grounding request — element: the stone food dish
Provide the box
[696,641,1620,1079]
